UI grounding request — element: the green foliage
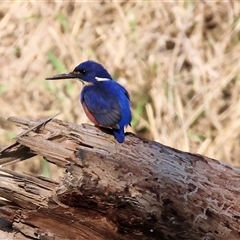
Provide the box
[57,12,69,32]
[41,158,50,178]
[0,85,7,95]
[47,52,66,73]
[187,130,206,142]
[131,98,147,127]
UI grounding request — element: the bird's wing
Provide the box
[81,86,122,128]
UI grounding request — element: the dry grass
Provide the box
[1,1,240,177]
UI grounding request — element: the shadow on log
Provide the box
[0,116,240,240]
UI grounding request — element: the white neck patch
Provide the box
[95,77,111,82]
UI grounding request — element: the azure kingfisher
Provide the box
[46,60,131,143]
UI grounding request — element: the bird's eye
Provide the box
[80,69,87,74]
[73,69,87,75]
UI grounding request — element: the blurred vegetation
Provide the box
[1,1,240,178]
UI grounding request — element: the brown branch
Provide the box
[0,116,240,240]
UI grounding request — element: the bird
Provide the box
[45,60,131,143]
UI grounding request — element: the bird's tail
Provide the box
[113,128,125,143]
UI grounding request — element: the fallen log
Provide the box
[0,116,240,240]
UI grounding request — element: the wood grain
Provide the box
[0,117,240,240]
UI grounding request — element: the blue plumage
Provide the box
[46,60,131,143]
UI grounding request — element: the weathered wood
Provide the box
[0,116,240,240]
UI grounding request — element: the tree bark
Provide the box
[0,116,240,240]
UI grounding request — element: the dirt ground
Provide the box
[1,1,240,179]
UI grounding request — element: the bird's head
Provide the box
[46,60,112,83]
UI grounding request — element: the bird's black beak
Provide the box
[45,71,80,80]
